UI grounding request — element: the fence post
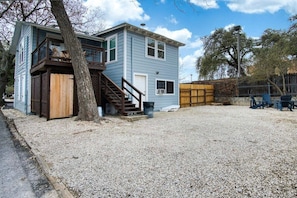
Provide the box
[190,89,192,107]
[204,89,206,104]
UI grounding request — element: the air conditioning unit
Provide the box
[157,89,165,94]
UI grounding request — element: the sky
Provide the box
[83,0,297,82]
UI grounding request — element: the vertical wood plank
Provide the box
[50,74,74,119]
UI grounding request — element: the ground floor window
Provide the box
[156,79,174,95]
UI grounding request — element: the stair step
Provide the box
[123,111,144,116]
[101,75,143,116]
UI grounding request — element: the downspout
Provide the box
[131,37,133,84]
[177,48,180,107]
[123,28,127,80]
[25,36,29,114]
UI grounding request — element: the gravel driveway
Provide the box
[2,105,297,197]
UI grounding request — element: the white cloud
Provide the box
[179,39,204,82]
[168,15,178,25]
[188,37,203,49]
[84,0,150,28]
[149,26,203,82]
[227,0,297,15]
[189,0,219,9]
[179,53,199,83]
[154,26,192,44]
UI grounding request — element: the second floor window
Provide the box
[103,35,117,63]
[146,38,165,60]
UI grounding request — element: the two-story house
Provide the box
[10,21,185,119]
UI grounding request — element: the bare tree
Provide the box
[50,0,100,122]
[0,0,105,46]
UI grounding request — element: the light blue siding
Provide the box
[103,32,124,87]
[126,31,179,111]
[14,24,32,114]
[13,22,181,114]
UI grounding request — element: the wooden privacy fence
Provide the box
[180,84,214,108]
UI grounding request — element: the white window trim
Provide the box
[104,34,117,63]
[145,37,166,61]
[19,37,25,65]
[155,79,175,95]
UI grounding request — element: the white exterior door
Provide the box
[133,73,148,108]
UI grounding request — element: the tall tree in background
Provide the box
[288,14,297,59]
[196,26,254,80]
[0,42,14,105]
[252,29,292,95]
[50,0,100,122]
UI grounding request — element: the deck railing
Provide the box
[31,37,105,69]
[100,73,127,115]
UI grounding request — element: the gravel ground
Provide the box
[2,105,297,197]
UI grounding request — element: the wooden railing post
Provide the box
[139,94,142,111]
[121,92,124,115]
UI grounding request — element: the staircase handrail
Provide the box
[101,73,126,114]
[122,77,145,111]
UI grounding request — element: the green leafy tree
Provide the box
[196,26,254,79]
[251,29,292,95]
[288,14,297,60]
[0,42,14,105]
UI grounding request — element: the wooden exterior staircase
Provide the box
[100,73,145,116]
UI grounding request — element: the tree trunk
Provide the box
[267,78,283,95]
[281,74,287,95]
[50,0,100,122]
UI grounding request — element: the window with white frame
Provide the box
[146,38,165,60]
[19,38,24,65]
[103,35,117,63]
[156,79,174,95]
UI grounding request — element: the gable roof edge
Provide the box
[96,23,185,47]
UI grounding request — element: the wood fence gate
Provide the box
[50,74,74,119]
[180,84,214,108]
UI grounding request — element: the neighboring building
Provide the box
[10,21,185,119]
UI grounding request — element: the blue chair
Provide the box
[250,95,265,109]
[262,94,273,107]
[277,95,293,111]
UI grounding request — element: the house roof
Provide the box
[96,23,185,47]
[10,21,105,54]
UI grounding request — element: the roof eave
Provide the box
[9,21,22,54]
[97,23,185,47]
[9,21,105,52]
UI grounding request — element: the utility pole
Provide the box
[234,25,241,78]
[234,25,241,97]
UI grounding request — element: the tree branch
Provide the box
[0,1,16,18]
